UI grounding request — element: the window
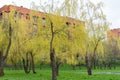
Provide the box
[42,18,46,27]
[66,22,71,26]
[5,11,10,13]
[73,23,75,26]
[73,23,76,28]
[0,13,2,16]
[0,13,2,20]
[14,12,17,17]
[42,18,46,24]
[26,14,30,19]
[18,13,23,19]
[33,16,37,22]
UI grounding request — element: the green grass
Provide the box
[1,69,120,80]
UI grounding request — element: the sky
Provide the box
[0,0,120,29]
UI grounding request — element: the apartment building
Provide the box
[0,5,84,27]
[108,28,120,39]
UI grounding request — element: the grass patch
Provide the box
[1,69,120,80]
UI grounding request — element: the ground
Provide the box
[1,68,120,80]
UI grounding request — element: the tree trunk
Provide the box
[56,62,61,76]
[22,53,30,74]
[0,67,4,77]
[50,49,57,80]
[87,66,92,75]
[71,65,76,70]
[108,63,111,69]
[92,57,96,69]
[22,58,30,74]
[39,62,43,70]
[30,52,36,74]
[49,22,57,80]
[23,52,36,74]
[85,55,92,75]
[0,51,4,77]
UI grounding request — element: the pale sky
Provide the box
[0,0,120,29]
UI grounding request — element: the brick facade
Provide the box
[0,5,84,26]
[108,28,120,39]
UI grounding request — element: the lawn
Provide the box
[1,68,120,80]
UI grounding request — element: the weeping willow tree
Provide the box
[8,17,34,74]
[38,0,87,80]
[61,0,109,75]
[0,8,15,76]
[7,9,42,74]
[78,0,109,75]
[44,14,68,80]
[64,22,86,69]
[60,0,87,70]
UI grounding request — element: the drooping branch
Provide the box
[3,24,12,61]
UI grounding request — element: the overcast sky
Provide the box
[0,0,120,29]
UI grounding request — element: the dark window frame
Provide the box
[0,13,2,16]
[66,22,71,26]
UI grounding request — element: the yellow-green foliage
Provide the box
[65,22,87,65]
[0,8,17,53]
[4,4,87,66]
[0,24,8,51]
[34,11,87,65]
[6,10,28,64]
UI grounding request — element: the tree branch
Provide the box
[3,24,12,61]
